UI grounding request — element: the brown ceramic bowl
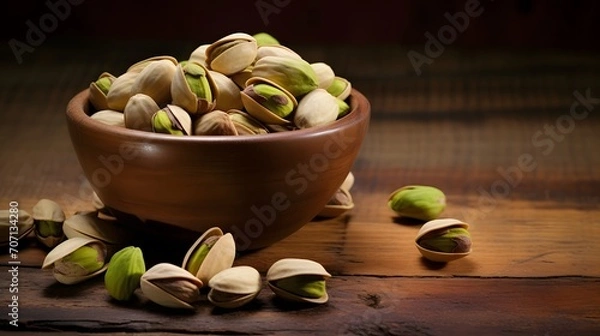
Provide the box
[66,89,370,251]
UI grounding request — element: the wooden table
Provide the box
[1,41,599,335]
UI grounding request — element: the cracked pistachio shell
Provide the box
[0,210,34,247]
[415,218,471,263]
[256,45,302,61]
[189,44,210,67]
[193,110,237,136]
[42,237,108,285]
[107,72,138,111]
[33,199,65,248]
[63,212,132,255]
[171,62,216,115]
[206,32,258,75]
[310,62,335,89]
[124,93,160,132]
[227,109,269,135]
[266,258,331,304]
[33,199,65,223]
[89,72,116,110]
[208,266,262,309]
[252,56,318,97]
[182,227,236,285]
[326,76,352,101]
[127,55,178,74]
[141,263,203,310]
[131,59,177,107]
[90,110,125,127]
[341,172,355,191]
[294,88,339,129]
[209,70,243,111]
[152,105,192,136]
[241,77,297,126]
[105,246,146,301]
[253,32,279,47]
[230,66,253,89]
[388,185,446,221]
[317,188,354,218]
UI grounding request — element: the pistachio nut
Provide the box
[253,32,280,47]
[105,246,146,301]
[209,70,243,111]
[326,76,352,101]
[42,237,108,285]
[189,44,210,67]
[227,109,269,135]
[388,185,446,221]
[0,209,34,247]
[182,227,236,285]
[140,263,203,310]
[241,77,297,126]
[124,93,160,132]
[131,59,177,107]
[256,45,302,61]
[127,55,178,74]
[230,66,253,89]
[192,110,237,136]
[63,212,132,256]
[336,98,350,118]
[317,188,354,218]
[106,72,138,111]
[152,105,192,136]
[208,266,262,309]
[294,88,339,129]
[32,199,65,248]
[415,218,472,262]
[341,172,355,191]
[171,61,216,115]
[252,56,318,97]
[267,258,331,304]
[310,62,335,89]
[206,32,258,75]
[90,110,125,127]
[89,72,116,110]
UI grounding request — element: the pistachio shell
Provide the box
[171,62,216,115]
[107,72,138,111]
[63,212,132,247]
[141,263,203,310]
[241,77,297,126]
[415,218,471,263]
[253,32,280,47]
[182,227,236,285]
[42,237,108,284]
[89,72,116,110]
[206,33,258,75]
[32,199,65,222]
[252,56,318,97]
[230,66,253,89]
[266,258,331,304]
[192,110,237,136]
[131,59,177,106]
[127,55,178,74]
[256,45,302,61]
[341,172,355,191]
[124,93,160,132]
[90,110,125,127]
[310,62,335,89]
[326,76,352,101]
[227,109,269,135]
[317,188,354,218]
[152,105,192,136]
[209,71,243,111]
[0,210,34,247]
[189,44,210,67]
[208,266,261,308]
[294,88,339,129]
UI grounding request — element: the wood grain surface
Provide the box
[0,42,599,335]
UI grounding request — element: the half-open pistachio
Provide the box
[32,199,65,248]
[182,227,236,285]
[151,105,192,136]
[42,237,108,285]
[140,263,203,310]
[208,266,262,309]
[171,61,216,115]
[266,258,331,304]
[415,218,472,263]
[89,72,116,110]
[206,33,258,75]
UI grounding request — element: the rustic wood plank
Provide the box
[0,266,598,335]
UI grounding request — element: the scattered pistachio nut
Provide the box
[415,218,472,263]
[208,266,262,309]
[388,185,446,221]
[140,263,203,310]
[317,188,354,218]
[42,237,108,285]
[32,199,65,248]
[182,227,236,285]
[266,258,331,304]
[0,209,34,247]
[104,246,146,301]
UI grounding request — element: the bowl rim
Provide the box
[66,88,371,144]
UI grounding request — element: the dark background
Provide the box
[2,0,599,52]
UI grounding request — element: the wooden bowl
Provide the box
[66,89,370,251]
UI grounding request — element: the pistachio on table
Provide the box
[42,237,108,285]
[0,209,34,247]
[208,266,262,309]
[140,263,203,310]
[267,258,331,304]
[182,227,236,286]
[415,218,472,263]
[32,199,65,248]
[104,246,146,301]
[388,185,446,221]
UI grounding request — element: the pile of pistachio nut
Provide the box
[387,185,473,263]
[3,198,331,310]
[88,32,352,135]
